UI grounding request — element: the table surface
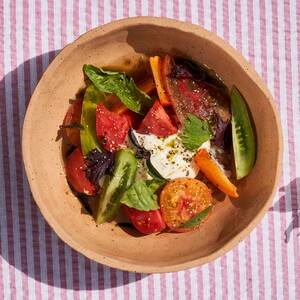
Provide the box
[0,0,299,299]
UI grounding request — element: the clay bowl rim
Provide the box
[22,16,283,273]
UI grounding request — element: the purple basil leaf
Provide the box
[212,117,230,148]
[84,149,114,184]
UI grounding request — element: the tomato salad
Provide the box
[60,55,256,235]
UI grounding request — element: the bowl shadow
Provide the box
[269,177,300,243]
[0,50,147,290]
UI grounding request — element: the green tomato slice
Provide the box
[231,86,256,180]
[94,149,137,224]
[80,84,106,156]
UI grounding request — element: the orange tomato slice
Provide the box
[149,56,172,106]
[160,178,213,232]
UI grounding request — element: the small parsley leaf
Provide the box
[180,113,213,151]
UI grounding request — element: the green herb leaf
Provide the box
[80,84,105,156]
[83,64,153,115]
[120,179,164,211]
[180,113,213,151]
[180,206,212,228]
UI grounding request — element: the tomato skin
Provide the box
[96,103,130,152]
[137,100,177,137]
[122,205,166,234]
[65,148,97,195]
[63,100,82,147]
[160,178,212,232]
[161,55,231,127]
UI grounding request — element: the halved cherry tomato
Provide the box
[96,103,130,152]
[65,148,96,195]
[137,100,177,137]
[122,205,166,234]
[160,178,212,232]
[62,99,82,147]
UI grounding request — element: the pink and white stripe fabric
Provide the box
[0,0,299,299]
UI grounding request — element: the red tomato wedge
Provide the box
[160,178,212,232]
[137,100,177,137]
[122,205,166,234]
[62,99,82,147]
[96,103,130,152]
[65,148,96,195]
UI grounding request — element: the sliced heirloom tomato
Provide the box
[62,99,83,147]
[137,100,177,137]
[161,55,230,123]
[96,102,130,152]
[65,148,97,195]
[161,55,231,148]
[160,178,213,232]
[149,56,172,106]
[122,205,166,235]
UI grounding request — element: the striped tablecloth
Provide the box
[0,1,299,299]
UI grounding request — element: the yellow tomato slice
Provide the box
[160,178,212,231]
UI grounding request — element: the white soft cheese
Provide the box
[132,130,210,180]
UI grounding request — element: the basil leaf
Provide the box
[83,64,153,115]
[180,206,212,228]
[120,180,164,211]
[180,113,213,151]
[80,84,105,156]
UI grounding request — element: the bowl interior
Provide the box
[23,18,281,272]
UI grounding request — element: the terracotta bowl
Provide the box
[22,17,282,273]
